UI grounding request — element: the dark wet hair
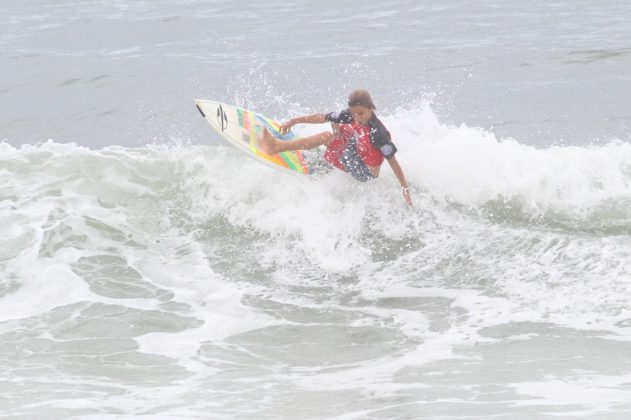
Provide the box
[348,89,376,110]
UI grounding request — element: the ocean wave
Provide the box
[2,118,631,417]
[386,105,631,233]
[3,103,631,240]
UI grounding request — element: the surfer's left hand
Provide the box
[402,188,413,208]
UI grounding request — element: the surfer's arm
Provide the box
[280,114,327,134]
[386,156,413,208]
[281,110,353,134]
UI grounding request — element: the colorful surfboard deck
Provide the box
[194,100,314,175]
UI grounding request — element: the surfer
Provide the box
[259,89,412,207]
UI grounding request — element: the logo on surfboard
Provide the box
[217,105,228,131]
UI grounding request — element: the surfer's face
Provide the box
[350,105,373,125]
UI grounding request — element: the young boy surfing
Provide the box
[259,89,412,207]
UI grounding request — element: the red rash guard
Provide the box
[323,109,397,182]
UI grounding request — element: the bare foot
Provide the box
[259,128,281,155]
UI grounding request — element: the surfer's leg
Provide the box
[260,128,333,155]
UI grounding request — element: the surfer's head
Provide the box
[348,89,376,124]
[348,89,376,110]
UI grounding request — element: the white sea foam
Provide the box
[386,105,631,222]
[513,374,631,415]
[2,104,631,418]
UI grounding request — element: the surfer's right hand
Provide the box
[279,119,295,135]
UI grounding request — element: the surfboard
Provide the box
[194,100,314,175]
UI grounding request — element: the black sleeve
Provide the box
[379,141,397,159]
[370,120,398,159]
[324,109,353,124]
